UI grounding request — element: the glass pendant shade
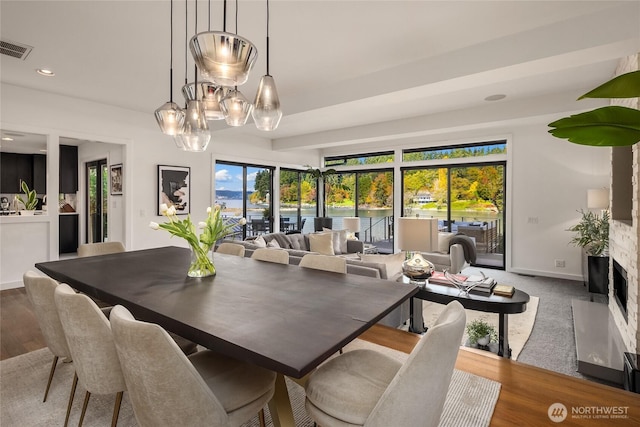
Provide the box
[201,83,226,120]
[182,82,226,121]
[252,75,282,131]
[176,100,211,151]
[190,31,258,87]
[155,102,185,136]
[220,88,253,127]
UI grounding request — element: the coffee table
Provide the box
[405,277,529,358]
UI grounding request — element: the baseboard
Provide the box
[1,280,24,291]
[508,267,582,282]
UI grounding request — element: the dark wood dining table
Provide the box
[36,246,417,427]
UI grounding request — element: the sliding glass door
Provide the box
[215,161,273,239]
[402,162,505,268]
[279,169,315,233]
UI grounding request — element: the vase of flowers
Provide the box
[150,204,246,278]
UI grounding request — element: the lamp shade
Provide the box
[397,217,438,252]
[342,217,361,233]
[220,88,253,127]
[182,82,226,121]
[252,75,282,131]
[189,31,258,87]
[154,102,185,136]
[587,188,609,209]
[175,100,211,152]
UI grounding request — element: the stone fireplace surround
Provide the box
[609,54,639,355]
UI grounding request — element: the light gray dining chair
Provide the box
[109,305,276,427]
[305,301,466,427]
[299,253,347,274]
[77,241,125,257]
[54,283,126,427]
[251,247,289,265]
[216,242,246,257]
[22,271,72,402]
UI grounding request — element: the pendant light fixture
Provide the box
[252,0,282,131]
[154,0,185,136]
[190,0,257,87]
[176,0,210,152]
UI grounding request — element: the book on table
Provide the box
[493,284,515,297]
[428,272,497,295]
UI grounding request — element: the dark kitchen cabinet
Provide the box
[32,154,46,194]
[59,145,78,193]
[59,214,79,253]
[0,152,34,193]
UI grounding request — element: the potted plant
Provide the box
[466,319,497,348]
[568,210,610,295]
[305,166,338,231]
[16,180,38,215]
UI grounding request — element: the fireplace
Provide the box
[613,259,628,322]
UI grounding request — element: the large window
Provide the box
[325,151,394,167]
[403,141,506,162]
[279,168,315,234]
[215,161,273,239]
[325,169,394,252]
[402,162,506,268]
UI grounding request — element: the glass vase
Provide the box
[188,245,216,278]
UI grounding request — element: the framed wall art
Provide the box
[158,165,190,215]
[109,164,123,195]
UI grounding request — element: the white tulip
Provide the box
[239,217,247,226]
[198,221,207,229]
[149,221,159,230]
[166,206,177,216]
[207,206,212,214]
[214,204,221,212]
[159,203,169,214]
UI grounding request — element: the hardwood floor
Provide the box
[2,288,638,426]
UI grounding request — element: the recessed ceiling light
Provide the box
[1,137,14,141]
[484,94,506,101]
[36,68,55,77]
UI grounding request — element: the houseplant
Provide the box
[548,70,640,147]
[568,209,610,295]
[16,180,38,214]
[466,319,497,348]
[150,204,246,277]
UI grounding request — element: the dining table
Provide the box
[36,246,417,427]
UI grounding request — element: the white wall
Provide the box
[0,83,312,287]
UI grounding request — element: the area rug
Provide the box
[1,341,501,427]
[419,296,539,360]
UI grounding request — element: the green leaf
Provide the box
[578,70,640,100]
[548,106,640,146]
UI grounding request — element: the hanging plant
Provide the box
[548,70,640,147]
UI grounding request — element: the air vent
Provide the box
[0,40,33,60]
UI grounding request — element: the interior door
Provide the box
[86,159,108,243]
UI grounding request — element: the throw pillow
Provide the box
[358,252,405,280]
[322,228,348,255]
[253,235,267,248]
[309,232,335,256]
[438,232,455,253]
[267,239,281,248]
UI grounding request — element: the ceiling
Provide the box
[1,1,639,152]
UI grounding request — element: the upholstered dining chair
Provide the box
[77,241,125,257]
[299,253,347,274]
[22,271,72,403]
[305,301,466,427]
[251,247,289,265]
[54,283,126,427]
[109,305,276,427]
[216,242,246,257]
